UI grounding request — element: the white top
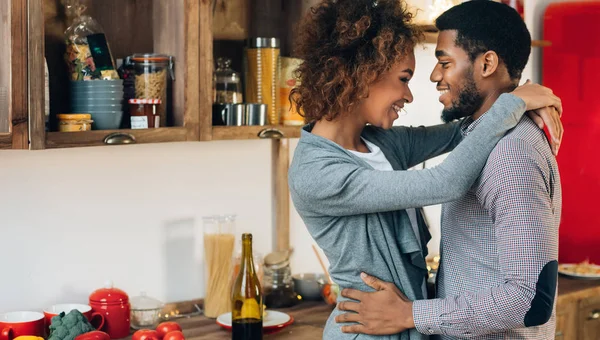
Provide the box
[348,138,427,297]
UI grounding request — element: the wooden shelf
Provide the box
[531,40,552,48]
[211,125,302,141]
[45,127,187,149]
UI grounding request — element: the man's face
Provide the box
[430,30,485,123]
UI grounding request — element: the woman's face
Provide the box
[355,51,415,129]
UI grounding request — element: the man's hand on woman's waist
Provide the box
[335,272,415,335]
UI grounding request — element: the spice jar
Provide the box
[89,281,130,339]
[129,99,161,129]
[131,54,174,128]
[262,250,299,308]
[244,37,281,125]
[130,292,163,329]
[213,58,243,104]
[57,113,93,132]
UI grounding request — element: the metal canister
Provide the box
[244,37,280,125]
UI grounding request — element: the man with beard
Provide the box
[335,1,562,339]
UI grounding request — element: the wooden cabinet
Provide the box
[25,0,202,149]
[21,0,300,148]
[578,295,600,340]
[0,0,28,149]
[555,278,600,340]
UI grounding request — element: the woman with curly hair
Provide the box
[288,0,561,339]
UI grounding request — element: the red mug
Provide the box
[0,312,45,340]
[43,304,105,332]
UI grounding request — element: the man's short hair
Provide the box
[435,0,531,80]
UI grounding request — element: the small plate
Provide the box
[216,310,294,331]
[558,263,600,280]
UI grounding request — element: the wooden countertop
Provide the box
[164,302,334,340]
[557,276,600,305]
[149,277,599,340]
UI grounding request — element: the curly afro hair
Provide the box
[290,0,422,123]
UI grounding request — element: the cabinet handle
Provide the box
[590,310,600,320]
[258,128,284,139]
[103,132,136,145]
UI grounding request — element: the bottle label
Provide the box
[131,116,148,129]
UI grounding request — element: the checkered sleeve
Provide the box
[413,138,559,338]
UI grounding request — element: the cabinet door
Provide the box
[0,0,28,149]
[579,295,600,340]
[555,300,577,340]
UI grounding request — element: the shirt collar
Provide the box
[460,110,490,137]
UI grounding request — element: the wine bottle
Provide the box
[231,233,263,340]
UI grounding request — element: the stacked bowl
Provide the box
[70,80,124,130]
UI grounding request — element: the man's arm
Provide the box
[411,138,559,337]
[336,138,560,337]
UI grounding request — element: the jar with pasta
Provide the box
[131,54,174,127]
[202,215,236,318]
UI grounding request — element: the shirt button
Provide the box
[428,329,434,334]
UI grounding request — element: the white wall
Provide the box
[0,141,274,312]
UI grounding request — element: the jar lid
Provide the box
[89,280,129,305]
[130,292,163,311]
[264,250,290,269]
[57,113,92,120]
[129,99,162,104]
[131,53,170,63]
[247,37,280,48]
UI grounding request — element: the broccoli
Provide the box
[48,310,96,340]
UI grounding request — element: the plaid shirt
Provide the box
[412,114,562,339]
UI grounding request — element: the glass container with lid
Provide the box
[131,53,175,127]
[213,58,243,104]
[262,250,299,308]
[130,292,164,329]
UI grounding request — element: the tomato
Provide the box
[74,331,110,340]
[155,322,182,339]
[132,329,160,340]
[162,330,185,340]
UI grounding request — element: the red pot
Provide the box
[89,282,130,339]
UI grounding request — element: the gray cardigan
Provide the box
[288,93,526,340]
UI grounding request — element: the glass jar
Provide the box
[131,54,174,128]
[262,251,299,308]
[130,292,163,329]
[202,215,236,318]
[129,99,161,129]
[213,58,243,104]
[57,113,93,132]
